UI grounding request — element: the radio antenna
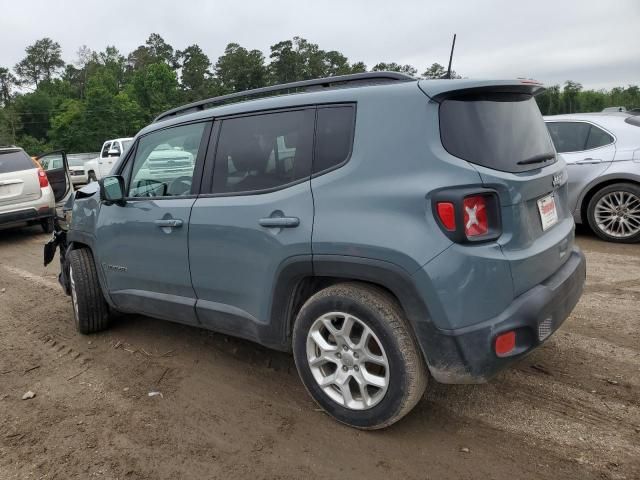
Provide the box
[446,34,457,79]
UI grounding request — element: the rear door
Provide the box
[0,149,42,208]
[189,108,315,342]
[37,150,72,206]
[95,121,211,324]
[439,90,576,295]
[546,121,616,213]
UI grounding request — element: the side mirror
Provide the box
[107,149,120,157]
[99,175,126,205]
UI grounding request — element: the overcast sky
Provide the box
[1,0,638,90]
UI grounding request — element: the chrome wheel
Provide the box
[69,266,79,323]
[306,312,390,410]
[594,191,640,239]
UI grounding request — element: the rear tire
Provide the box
[292,282,427,429]
[41,217,54,233]
[587,183,640,243]
[68,248,111,334]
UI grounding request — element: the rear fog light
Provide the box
[495,331,516,357]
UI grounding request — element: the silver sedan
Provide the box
[545,112,640,243]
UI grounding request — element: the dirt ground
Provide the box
[0,225,638,480]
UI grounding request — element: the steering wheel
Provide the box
[167,176,193,196]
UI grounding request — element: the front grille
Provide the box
[538,318,553,341]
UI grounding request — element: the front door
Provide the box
[189,109,315,343]
[546,121,616,213]
[95,121,211,324]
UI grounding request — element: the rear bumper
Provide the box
[0,207,54,227]
[422,247,586,383]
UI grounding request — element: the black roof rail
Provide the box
[153,71,414,123]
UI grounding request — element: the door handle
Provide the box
[259,217,300,228]
[154,219,183,228]
[575,158,603,164]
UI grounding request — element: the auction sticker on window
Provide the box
[537,194,559,231]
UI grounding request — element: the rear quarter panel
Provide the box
[311,85,479,273]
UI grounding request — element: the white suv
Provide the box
[0,147,72,232]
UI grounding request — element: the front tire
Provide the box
[88,171,97,183]
[292,282,427,429]
[587,183,640,243]
[68,248,111,334]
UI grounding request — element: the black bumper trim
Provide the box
[0,208,54,227]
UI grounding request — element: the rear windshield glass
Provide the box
[439,93,555,173]
[0,150,35,174]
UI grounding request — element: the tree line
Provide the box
[0,34,637,155]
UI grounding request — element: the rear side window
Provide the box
[440,93,555,173]
[314,106,355,174]
[0,150,35,174]
[585,125,614,150]
[213,109,314,194]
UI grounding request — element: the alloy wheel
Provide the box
[306,312,390,410]
[594,190,640,239]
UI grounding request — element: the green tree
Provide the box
[177,45,212,101]
[127,34,177,72]
[372,62,417,76]
[131,62,179,120]
[14,38,65,87]
[0,67,17,106]
[269,37,326,83]
[563,80,583,114]
[216,43,267,92]
[12,90,54,140]
[421,62,461,79]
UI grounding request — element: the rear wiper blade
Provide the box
[517,153,556,165]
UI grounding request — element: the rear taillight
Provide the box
[38,169,49,188]
[463,195,488,237]
[433,190,501,243]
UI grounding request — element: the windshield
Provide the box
[439,93,555,173]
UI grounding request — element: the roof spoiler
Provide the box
[154,72,415,123]
[419,79,546,102]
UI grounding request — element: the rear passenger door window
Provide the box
[212,109,314,194]
[546,122,613,153]
[314,105,356,174]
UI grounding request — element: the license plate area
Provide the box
[537,194,559,231]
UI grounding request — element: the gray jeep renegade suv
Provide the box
[45,72,586,429]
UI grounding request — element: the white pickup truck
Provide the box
[85,138,133,181]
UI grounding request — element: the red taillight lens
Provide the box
[436,202,456,231]
[495,331,516,356]
[38,169,49,188]
[463,195,488,237]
